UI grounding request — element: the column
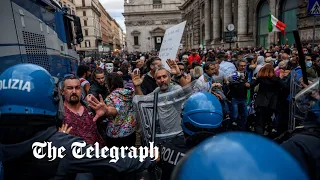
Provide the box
[238,0,248,37]
[204,0,211,44]
[213,0,221,42]
[223,0,232,32]
[248,0,253,34]
[238,0,248,36]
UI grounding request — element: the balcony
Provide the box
[153,4,162,9]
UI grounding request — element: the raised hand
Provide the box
[166,59,181,76]
[131,69,143,87]
[87,94,108,122]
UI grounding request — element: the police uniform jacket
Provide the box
[0,126,156,180]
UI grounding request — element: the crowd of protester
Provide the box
[1,43,319,180]
[75,44,319,147]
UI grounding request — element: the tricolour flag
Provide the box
[268,13,286,35]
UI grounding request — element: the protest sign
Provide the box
[159,21,186,70]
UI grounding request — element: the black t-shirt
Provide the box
[229,72,249,99]
[159,135,190,180]
[141,74,158,95]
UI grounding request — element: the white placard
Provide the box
[159,21,186,70]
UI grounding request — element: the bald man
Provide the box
[281,53,290,63]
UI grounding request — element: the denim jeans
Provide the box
[231,98,248,130]
[220,100,230,115]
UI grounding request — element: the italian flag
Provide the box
[268,13,286,35]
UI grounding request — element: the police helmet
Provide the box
[232,71,241,81]
[171,132,309,180]
[295,78,320,123]
[0,64,58,117]
[181,92,223,135]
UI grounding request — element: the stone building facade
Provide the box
[75,0,102,56]
[58,0,76,15]
[180,0,320,49]
[97,1,113,52]
[111,20,122,50]
[123,0,183,53]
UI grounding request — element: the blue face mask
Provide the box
[306,61,312,68]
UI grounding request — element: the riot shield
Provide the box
[133,81,197,146]
[289,72,318,130]
[288,71,304,130]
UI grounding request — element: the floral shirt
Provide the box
[105,87,136,138]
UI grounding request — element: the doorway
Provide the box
[154,36,163,51]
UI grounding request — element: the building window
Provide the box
[201,4,205,18]
[134,36,139,45]
[72,10,75,15]
[82,0,85,7]
[84,20,87,26]
[85,40,91,47]
[153,0,162,8]
[85,29,88,36]
[280,0,298,45]
[83,11,86,16]
[257,1,269,48]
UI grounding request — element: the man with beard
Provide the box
[133,60,188,95]
[0,64,159,180]
[88,67,109,100]
[61,76,113,146]
[132,60,191,137]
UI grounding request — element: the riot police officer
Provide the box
[0,64,157,179]
[159,92,224,180]
[276,79,320,180]
[171,132,310,180]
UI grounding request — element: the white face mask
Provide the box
[105,63,114,73]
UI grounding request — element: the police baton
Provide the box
[151,91,159,143]
[293,30,309,85]
[149,91,161,180]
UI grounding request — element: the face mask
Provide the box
[105,63,114,73]
[282,59,289,63]
[306,61,312,68]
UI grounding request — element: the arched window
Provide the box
[280,0,298,45]
[257,1,270,48]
